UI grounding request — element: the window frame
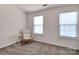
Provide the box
[33,16,44,35]
[58,11,78,39]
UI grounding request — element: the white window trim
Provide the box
[33,16,44,35]
[58,11,78,39]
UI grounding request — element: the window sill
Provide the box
[33,33,44,36]
[59,36,78,40]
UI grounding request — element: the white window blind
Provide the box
[59,12,78,37]
[33,16,43,34]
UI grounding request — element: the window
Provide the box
[33,16,43,34]
[59,11,78,37]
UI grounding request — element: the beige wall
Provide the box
[0,5,27,48]
[0,4,79,50]
[28,5,79,50]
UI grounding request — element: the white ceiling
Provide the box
[17,4,68,13]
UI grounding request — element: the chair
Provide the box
[22,29,33,44]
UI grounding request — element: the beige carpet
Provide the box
[0,41,79,55]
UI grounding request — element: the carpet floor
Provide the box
[0,41,79,55]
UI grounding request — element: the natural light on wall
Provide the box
[59,11,78,38]
[33,16,43,34]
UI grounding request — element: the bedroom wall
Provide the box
[27,5,79,50]
[0,5,27,48]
